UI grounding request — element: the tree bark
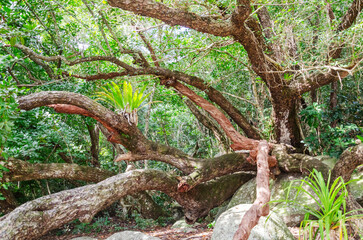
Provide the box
[271,96,303,149]
[87,124,100,167]
[0,158,114,183]
[233,141,270,240]
[184,99,230,153]
[329,81,338,128]
[0,189,18,214]
[0,169,253,240]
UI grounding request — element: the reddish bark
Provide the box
[233,140,270,240]
[171,81,259,150]
[48,104,120,143]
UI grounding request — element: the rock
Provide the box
[171,219,200,229]
[226,174,319,227]
[350,170,363,205]
[315,155,338,169]
[106,231,161,240]
[212,204,295,240]
[175,228,198,233]
[71,237,98,240]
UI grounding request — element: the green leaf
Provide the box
[10,36,16,46]
[19,36,25,45]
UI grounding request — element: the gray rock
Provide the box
[212,204,295,240]
[106,231,161,240]
[227,174,318,227]
[71,237,98,240]
[350,170,363,205]
[171,219,200,229]
[175,228,198,233]
[315,155,338,169]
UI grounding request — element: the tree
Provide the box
[0,0,362,239]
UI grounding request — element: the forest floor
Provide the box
[40,220,301,240]
[40,222,213,240]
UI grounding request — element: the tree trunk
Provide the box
[329,81,338,128]
[87,123,100,167]
[272,96,303,149]
[0,189,18,214]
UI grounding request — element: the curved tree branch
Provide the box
[184,99,230,152]
[10,44,135,71]
[0,158,114,183]
[17,92,201,173]
[170,81,259,150]
[107,0,233,37]
[146,67,261,139]
[337,0,362,32]
[0,169,254,239]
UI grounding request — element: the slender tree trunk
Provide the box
[87,124,100,167]
[329,81,338,128]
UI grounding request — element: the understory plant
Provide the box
[96,81,150,125]
[284,169,362,240]
[300,103,359,157]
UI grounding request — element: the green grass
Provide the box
[283,169,362,240]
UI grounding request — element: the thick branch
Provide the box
[233,140,270,240]
[176,152,256,192]
[0,158,114,183]
[63,71,130,81]
[107,0,233,37]
[18,92,200,173]
[171,81,259,150]
[184,99,230,152]
[332,144,363,183]
[17,92,135,141]
[294,67,353,95]
[272,144,330,175]
[149,67,260,139]
[256,6,283,61]
[330,0,362,58]
[337,0,362,32]
[0,169,253,239]
[12,44,135,71]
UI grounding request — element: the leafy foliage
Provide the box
[96,81,151,125]
[284,169,362,240]
[0,80,24,158]
[300,102,360,157]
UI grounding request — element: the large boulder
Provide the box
[350,169,363,205]
[211,204,295,240]
[106,231,161,240]
[226,174,318,227]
